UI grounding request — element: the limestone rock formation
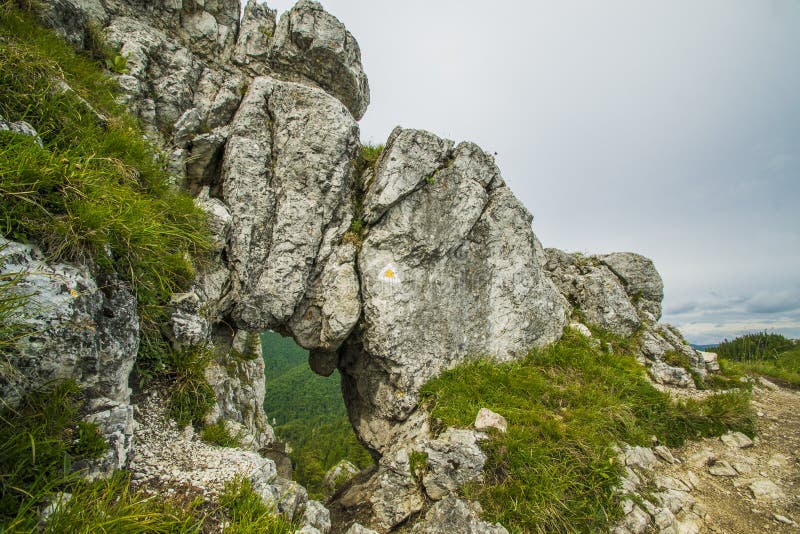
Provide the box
[222,75,360,351]
[543,248,712,387]
[0,237,138,477]
[341,129,567,455]
[411,497,509,534]
[269,0,370,119]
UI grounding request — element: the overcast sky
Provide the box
[263,0,800,344]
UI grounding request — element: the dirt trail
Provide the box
[657,381,800,533]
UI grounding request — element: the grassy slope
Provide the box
[421,328,754,533]
[261,332,372,498]
[0,5,292,531]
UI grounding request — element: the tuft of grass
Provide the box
[0,380,107,530]
[343,144,384,247]
[409,450,428,482]
[201,420,242,448]
[43,471,205,533]
[218,478,297,534]
[420,328,754,533]
[0,4,211,382]
[166,345,217,428]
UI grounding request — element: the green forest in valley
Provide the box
[261,332,373,497]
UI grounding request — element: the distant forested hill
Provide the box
[261,332,372,496]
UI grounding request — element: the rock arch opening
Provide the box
[259,330,372,497]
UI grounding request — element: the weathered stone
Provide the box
[698,351,720,372]
[0,238,138,412]
[708,460,737,477]
[648,361,695,389]
[654,445,678,465]
[273,478,310,520]
[411,496,509,534]
[422,428,486,500]
[203,330,274,450]
[300,500,331,534]
[222,76,360,352]
[749,479,784,501]
[544,249,641,337]
[323,459,360,494]
[233,0,276,74]
[344,524,379,534]
[474,408,508,434]
[294,527,321,534]
[362,127,454,224]
[369,447,425,530]
[623,445,661,472]
[342,129,566,454]
[720,431,754,450]
[269,0,370,119]
[598,252,664,320]
[0,116,44,147]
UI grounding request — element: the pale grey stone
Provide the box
[0,116,44,147]
[0,238,138,410]
[599,252,664,320]
[362,127,454,224]
[474,408,508,434]
[749,479,784,501]
[345,524,379,534]
[720,431,754,450]
[369,447,425,530]
[411,496,509,534]
[342,129,566,454]
[708,460,738,477]
[623,445,661,472]
[269,0,370,119]
[544,249,641,337]
[233,0,276,74]
[222,76,360,352]
[274,478,310,520]
[323,459,360,493]
[699,350,720,372]
[294,527,321,534]
[653,445,678,464]
[648,361,695,389]
[422,428,486,500]
[301,500,331,534]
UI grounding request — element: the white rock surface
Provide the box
[475,408,508,434]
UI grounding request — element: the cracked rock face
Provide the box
[269,0,370,120]
[543,248,711,386]
[341,128,567,455]
[0,237,138,477]
[222,76,360,351]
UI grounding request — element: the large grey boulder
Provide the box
[341,130,566,454]
[598,252,664,321]
[269,0,370,119]
[0,238,138,408]
[411,496,509,534]
[222,76,360,351]
[544,249,641,337]
[421,428,486,500]
[0,237,138,476]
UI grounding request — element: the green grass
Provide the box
[0,3,211,381]
[0,381,107,529]
[166,345,217,428]
[42,472,205,533]
[722,346,800,388]
[201,420,243,448]
[217,478,296,534]
[420,328,754,533]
